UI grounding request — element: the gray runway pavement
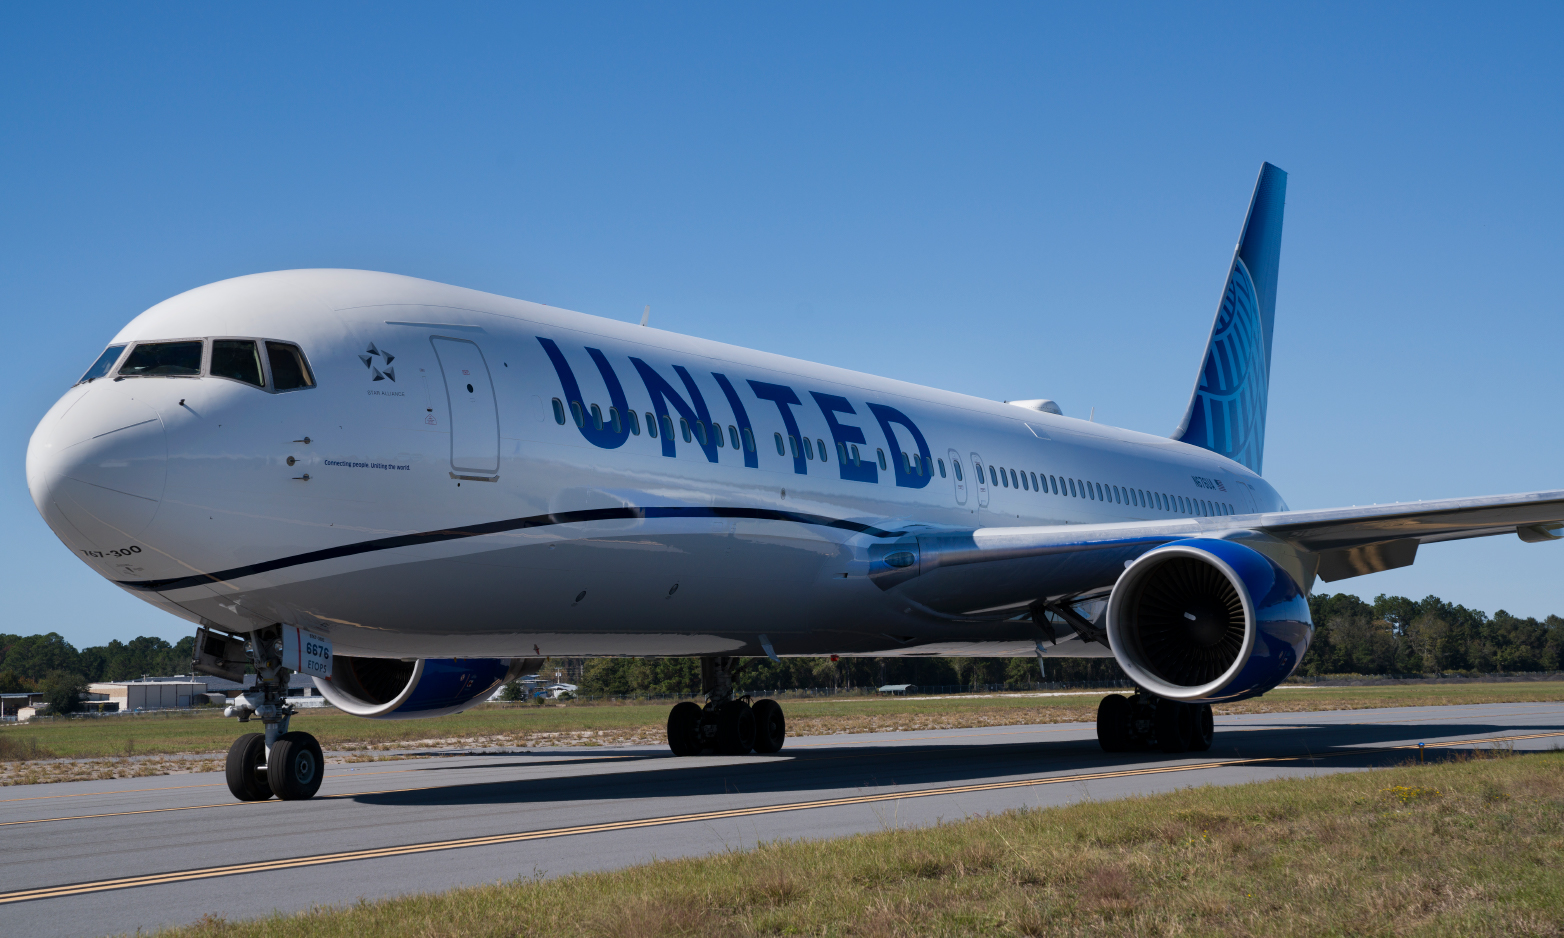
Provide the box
[3,700,1561,937]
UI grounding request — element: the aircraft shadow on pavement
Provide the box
[350,720,1562,809]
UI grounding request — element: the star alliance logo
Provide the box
[359,343,396,382]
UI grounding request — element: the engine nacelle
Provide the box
[1106,538,1312,703]
[313,656,531,719]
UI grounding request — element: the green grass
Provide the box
[4,681,1563,763]
[153,749,1564,937]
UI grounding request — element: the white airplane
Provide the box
[26,163,1563,801]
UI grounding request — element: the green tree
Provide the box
[0,632,81,678]
[0,668,32,693]
[38,670,87,714]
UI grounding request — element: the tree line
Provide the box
[0,633,197,712]
[578,592,1564,696]
[3,590,1559,710]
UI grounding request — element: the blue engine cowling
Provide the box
[313,656,527,719]
[1105,538,1312,703]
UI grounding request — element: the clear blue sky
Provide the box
[4,4,1561,648]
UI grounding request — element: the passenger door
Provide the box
[969,452,990,508]
[431,337,500,477]
[948,448,967,505]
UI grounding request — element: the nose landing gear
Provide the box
[665,656,787,756]
[199,625,326,801]
[1096,692,1213,754]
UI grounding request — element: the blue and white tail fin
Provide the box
[1173,162,1287,475]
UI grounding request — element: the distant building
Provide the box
[1,692,45,722]
[87,680,209,711]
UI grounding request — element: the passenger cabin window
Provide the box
[803,437,814,460]
[818,439,828,463]
[775,432,786,455]
[953,460,963,481]
[714,423,725,447]
[552,398,567,424]
[120,340,203,377]
[628,410,641,435]
[877,448,887,470]
[729,425,739,448]
[571,401,585,428]
[610,407,623,434]
[265,342,314,391]
[210,339,264,387]
[938,458,947,478]
[680,418,692,443]
[591,404,604,430]
[661,415,675,439]
[645,412,656,436]
[695,421,708,446]
[78,345,127,384]
[743,428,755,452]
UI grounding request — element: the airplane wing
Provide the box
[1246,489,1564,580]
[885,490,1564,630]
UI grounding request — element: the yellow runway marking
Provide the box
[2,730,1559,905]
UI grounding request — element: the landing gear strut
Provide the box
[1096,692,1213,754]
[666,656,787,756]
[213,625,325,801]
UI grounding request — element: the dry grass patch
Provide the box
[147,749,1564,938]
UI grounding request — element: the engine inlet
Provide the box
[1127,556,1247,687]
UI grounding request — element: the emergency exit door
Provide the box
[431,337,500,476]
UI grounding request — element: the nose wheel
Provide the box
[208,624,328,801]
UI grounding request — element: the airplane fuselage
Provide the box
[28,270,1287,660]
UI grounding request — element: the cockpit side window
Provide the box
[210,339,264,388]
[265,342,315,391]
[119,340,204,377]
[77,345,127,385]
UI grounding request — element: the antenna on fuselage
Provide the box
[639,305,650,327]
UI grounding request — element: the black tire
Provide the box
[715,700,757,755]
[225,733,272,801]
[666,701,703,756]
[1096,694,1131,753]
[1156,700,1195,754]
[752,698,786,754]
[1188,704,1214,752]
[267,731,324,800]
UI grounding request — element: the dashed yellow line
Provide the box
[2,729,1558,906]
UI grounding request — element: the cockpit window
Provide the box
[77,345,127,385]
[119,341,203,377]
[266,342,314,391]
[210,339,264,388]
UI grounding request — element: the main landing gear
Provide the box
[211,625,325,801]
[666,656,787,756]
[1095,692,1214,754]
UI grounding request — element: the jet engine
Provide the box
[313,656,536,719]
[1106,539,1312,703]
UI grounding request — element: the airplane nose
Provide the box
[27,390,168,550]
